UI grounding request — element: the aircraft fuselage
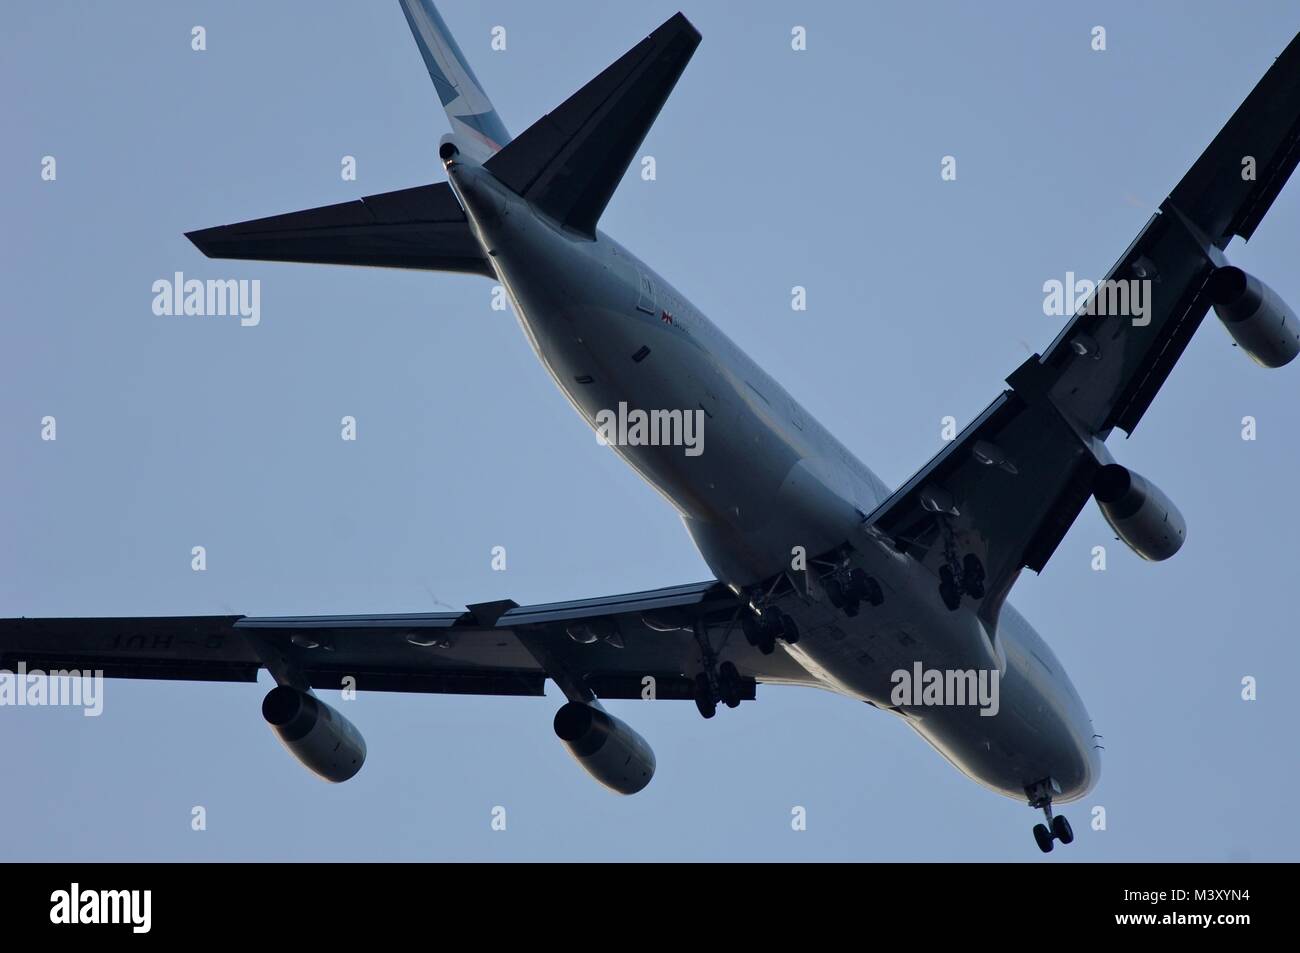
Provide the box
[447,152,1101,806]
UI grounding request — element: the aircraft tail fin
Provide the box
[398,0,512,162]
[484,12,701,238]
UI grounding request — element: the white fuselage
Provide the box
[448,156,1101,806]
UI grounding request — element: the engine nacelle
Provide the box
[262,686,366,783]
[1093,464,1186,561]
[1205,266,1300,368]
[553,702,655,795]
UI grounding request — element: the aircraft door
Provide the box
[636,271,657,315]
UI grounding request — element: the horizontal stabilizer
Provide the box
[485,12,700,237]
[186,182,493,277]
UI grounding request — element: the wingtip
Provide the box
[184,228,216,258]
[662,11,701,42]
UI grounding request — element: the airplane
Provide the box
[5,2,1300,854]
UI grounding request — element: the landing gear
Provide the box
[691,620,750,719]
[1033,823,1054,853]
[938,565,963,611]
[937,554,986,612]
[780,613,801,646]
[693,672,717,719]
[1026,778,1072,853]
[930,510,987,612]
[962,554,985,599]
[718,661,743,709]
[742,609,798,655]
[824,566,883,617]
[1052,814,1074,844]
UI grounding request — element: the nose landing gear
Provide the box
[1026,779,1075,853]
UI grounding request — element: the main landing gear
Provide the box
[692,661,743,719]
[938,553,985,611]
[823,567,884,617]
[741,609,798,656]
[1027,779,1074,853]
[690,613,770,719]
[691,603,800,719]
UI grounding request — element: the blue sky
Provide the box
[2,0,1298,860]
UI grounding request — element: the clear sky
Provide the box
[3,0,1298,861]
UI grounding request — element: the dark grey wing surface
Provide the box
[1034,31,1300,438]
[865,32,1300,624]
[0,581,817,698]
[185,181,493,277]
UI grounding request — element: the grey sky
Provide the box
[2,0,1297,860]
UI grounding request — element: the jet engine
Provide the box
[262,686,367,783]
[553,701,655,795]
[1093,464,1186,561]
[1205,266,1300,368]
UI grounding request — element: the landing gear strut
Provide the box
[1026,778,1074,853]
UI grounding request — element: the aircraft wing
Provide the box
[864,31,1300,623]
[0,581,818,699]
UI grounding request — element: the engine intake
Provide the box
[553,702,655,795]
[1205,266,1300,368]
[262,686,366,783]
[1093,464,1185,561]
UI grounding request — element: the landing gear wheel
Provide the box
[745,609,788,655]
[938,565,962,611]
[1033,823,1054,853]
[823,577,846,609]
[693,672,717,719]
[829,568,883,616]
[718,661,742,708]
[780,612,800,646]
[853,569,884,607]
[1051,814,1074,845]
[961,554,986,599]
